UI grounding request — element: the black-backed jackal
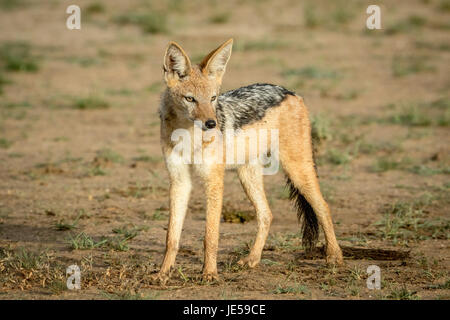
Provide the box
[155,39,343,284]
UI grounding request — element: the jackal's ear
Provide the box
[163,42,191,83]
[199,38,233,80]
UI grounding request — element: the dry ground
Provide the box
[0,0,449,300]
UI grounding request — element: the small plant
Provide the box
[106,236,131,251]
[72,96,109,110]
[349,265,364,281]
[85,2,105,15]
[54,217,79,231]
[304,4,319,28]
[96,148,124,163]
[209,12,230,24]
[68,232,107,250]
[112,226,140,239]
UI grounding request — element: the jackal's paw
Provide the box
[202,271,219,283]
[237,255,260,268]
[151,272,170,285]
[326,250,344,266]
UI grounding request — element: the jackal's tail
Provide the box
[285,176,319,251]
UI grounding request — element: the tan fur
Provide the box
[154,40,343,285]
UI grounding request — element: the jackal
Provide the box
[155,39,343,284]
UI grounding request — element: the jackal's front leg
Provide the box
[201,165,224,282]
[154,162,191,284]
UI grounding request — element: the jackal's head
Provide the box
[163,39,233,130]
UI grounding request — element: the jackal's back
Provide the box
[217,83,295,130]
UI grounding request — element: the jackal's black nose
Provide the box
[205,119,216,129]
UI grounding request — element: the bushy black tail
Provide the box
[286,176,319,251]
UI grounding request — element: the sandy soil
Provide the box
[0,0,449,300]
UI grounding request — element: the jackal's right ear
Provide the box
[163,42,191,85]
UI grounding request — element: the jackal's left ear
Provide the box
[200,38,233,80]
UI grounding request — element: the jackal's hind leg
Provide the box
[284,165,343,265]
[236,165,272,268]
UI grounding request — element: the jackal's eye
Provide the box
[184,96,195,103]
[211,96,217,102]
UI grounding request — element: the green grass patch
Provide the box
[311,114,332,145]
[385,15,428,35]
[0,41,39,72]
[375,197,449,243]
[0,0,28,10]
[132,155,162,163]
[408,165,450,176]
[415,40,450,52]
[390,105,432,126]
[282,66,339,80]
[392,55,435,77]
[151,209,167,221]
[0,72,11,94]
[325,148,352,165]
[371,157,411,173]
[223,210,255,223]
[438,0,450,12]
[273,283,309,295]
[387,287,419,300]
[0,138,12,149]
[234,40,287,52]
[2,248,47,270]
[101,290,159,300]
[113,12,168,34]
